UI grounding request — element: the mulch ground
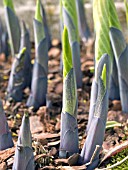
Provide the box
[0,39,128,170]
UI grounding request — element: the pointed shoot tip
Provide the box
[16,47,26,59]
[35,0,42,23]
[101,64,107,89]
[20,47,26,55]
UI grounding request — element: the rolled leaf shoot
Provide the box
[12,112,35,170]
[62,26,77,117]
[59,26,78,158]
[26,0,48,110]
[62,0,82,88]
[87,0,111,132]
[79,54,110,169]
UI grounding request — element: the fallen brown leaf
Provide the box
[101,140,128,164]
[0,147,15,163]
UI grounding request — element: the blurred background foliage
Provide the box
[0,0,127,41]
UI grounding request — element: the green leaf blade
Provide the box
[108,0,121,30]
[62,26,73,78]
[93,0,112,63]
[106,121,122,129]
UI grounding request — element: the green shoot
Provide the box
[108,0,121,30]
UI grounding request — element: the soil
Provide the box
[0,39,128,170]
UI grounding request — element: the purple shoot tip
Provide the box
[80,54,110,169]
[12,112,35,170]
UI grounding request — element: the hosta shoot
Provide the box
[26,0,48,111]
[61,0,82,88]
[87,0,111,132]
[12,112,35,170]
[79,54,110,169]
[59,26,78,158]
[80,0,111,168]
